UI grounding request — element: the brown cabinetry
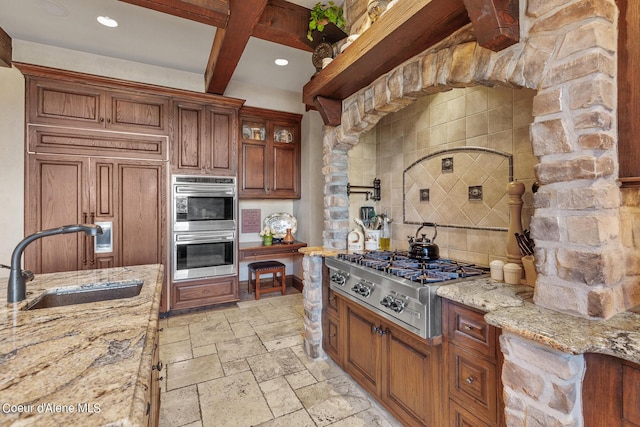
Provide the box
[238,106,301,199]
[171,276,238,311]
[617,0,640,184]
[322,262,342,362]
[443,300,504,427]
[321,275,443,427]
[25,154,165,274]
[583,353,640,427]
[172,98,238,175]
[342,299,442,427]
[27,77,169,135]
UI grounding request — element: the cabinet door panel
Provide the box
[174,103,205,170]
[209,109,234,171]
[345,302,380,395]
[623,364,640,425]
[242,143,267,191]
[31,81,102,126]
[118,162,164,266]
[26,156,89,273]
[273,145,296,192]
[384,329,434,426]
[108,92,168,134]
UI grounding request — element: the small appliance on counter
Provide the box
[347,228,364,251]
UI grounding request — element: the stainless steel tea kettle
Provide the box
[408,222,439,260]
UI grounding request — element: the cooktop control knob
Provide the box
[351,282,372,297]
[390,299,405,313]
[331,273,346,286]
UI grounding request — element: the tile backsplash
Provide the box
[348,86,537,266]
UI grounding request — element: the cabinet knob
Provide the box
[100,117,104,123]
[153,361,163,372]
[465,376,476,384]
[464,325,474,331]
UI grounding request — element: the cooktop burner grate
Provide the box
[337,251,489,285]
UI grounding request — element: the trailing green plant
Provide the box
[307,1,346,41]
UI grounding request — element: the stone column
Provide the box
[302,253,324,358]
[501,333,585,426]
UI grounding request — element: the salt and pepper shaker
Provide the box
[506,181,525,268]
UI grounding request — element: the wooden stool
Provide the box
[248,261,286,300]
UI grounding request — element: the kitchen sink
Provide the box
[25,280,143,310]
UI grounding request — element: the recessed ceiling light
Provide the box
[97,16,118,28]
[275,58,289,66]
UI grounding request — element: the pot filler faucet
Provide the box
[5,224,103,303]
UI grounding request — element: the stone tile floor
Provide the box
[158,290,403,427]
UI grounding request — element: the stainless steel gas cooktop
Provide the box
[325,251,489,339]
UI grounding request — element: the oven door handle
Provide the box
[175,233,235,243]
[174,185,235,196]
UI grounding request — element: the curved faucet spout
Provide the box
[7,224,103,303]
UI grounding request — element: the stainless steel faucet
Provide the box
[6,224,103,303]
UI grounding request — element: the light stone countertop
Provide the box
[437,278,640,365]
[298,246,340,257]
[0,264,163,426]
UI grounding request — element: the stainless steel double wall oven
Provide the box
[171,175,237,281]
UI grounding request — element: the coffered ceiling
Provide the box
[0,0,323,95]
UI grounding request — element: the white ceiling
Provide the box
[0,0,322,94]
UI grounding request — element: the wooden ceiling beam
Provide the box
[204,0,269,94]
[253,0,313,52]
[118,0,229,28]
[0,26,11,67]
[303,0,471,107]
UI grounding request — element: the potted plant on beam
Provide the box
[306,2,348,71]
[307,1,347,42]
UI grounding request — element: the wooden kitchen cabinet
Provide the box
[617,0,640,185]
[443,300,504,427]
[26,76,170,135]
[583,353,640,427]
[238,106,301,199]
[25,154,165,274]
[332,293,443,427]
[172,98,238,175]
[171,276,238,310]
[322,261,342,363]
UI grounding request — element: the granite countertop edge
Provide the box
[298,246,340,257]
[0,264,164,426]
[436,278,640,365]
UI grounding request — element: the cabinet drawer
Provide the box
[446,302,496,358]
[172,277,238,310]
[623,363,640,425]
[326,287,340,317]
[448,344,497,425]
[449,399,490,427]
[324,315,341,362]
